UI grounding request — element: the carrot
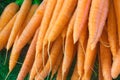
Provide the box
[62,10,76,79]
[77,25,88,79]
[0,13,17,50]
[35,36,62,80]
[51,52,63,79]
[17,28,39,80]
[29,45,48,80]
[47,0,77,42]
[113,0,120,46]
[36,0,57,69]
[56,62,62,80]
[100,28,112,80]
[88,0,109,49]
[0,2,19,31]
[111,49,120,79]
[83,38,97,80]
[6,0,32,50]
[107,0,118,57]
[73,0,91,43]
[71,64,80,80]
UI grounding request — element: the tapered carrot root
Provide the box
[17,28,39,80]
[43,0,64,46]
[7,0,32,50]
[107,0,118,57]
[111,49,120,79]
[62,11,76,79]
[35,36,62,80]
[83,38,97,80]
[73,0,91,43]
[113,0,120,46]
[56,62,62,80]
[100,28,112,80]
[71,64,79,80]
[48,0,77,42]
[0,14,17,50]
[88,0,109,49]
[0,2,19,31]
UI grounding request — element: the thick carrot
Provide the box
[0,14,17,50]
[6,0,32,50]
[100,29,112,80]
[51,52,63,79]
[71,64,80,80]
[47,0,77,42]
[43,0,64,46]
[0,2,19,31]
[113,0,120,46]
[73,0,91,43]
[35,36,62,80]
[88,0,109,49]
[111,49,120,79]
[83,38,97,80]
[62,10,76,79]
[107,0,118,57]
[17,28,39,80]
[56,62,62,80]
[77,25,88,79]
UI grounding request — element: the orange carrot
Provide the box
[107,0,118,57]
[83,38,97,80]
[73,0,91,43]
[71,64,80,80]
[0,14,17,50]
[111,49,120,79]
[7,0,32,50]
[88,0,109,49]
[17,28,39,80]
[100,29,112,80]
[35,36,62,80]
[56,62,62,80]
[0,2,19,31]
[47,0,77,42]
[113,0,120,46]
[43,0,64,46]
[51,52,63,79]
[62,10,76,79]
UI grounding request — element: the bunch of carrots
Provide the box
[0,0,120,80]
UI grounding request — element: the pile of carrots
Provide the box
[0,0,120,80]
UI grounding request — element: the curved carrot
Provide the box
[47,0,77,42]
[73,0,91,43]
[113,0,120,46]
[17,28,39,80]
[0,14,17,50]
[88,0,109,49]
[0,2,19,31]
[35,36,62,80]
[56,62,62,80]
[7,0,32,50]
[107,0,118,58]
[100,28,112,80]
[71,64,79,80]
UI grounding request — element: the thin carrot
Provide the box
[113,0,120,46]
[83,38,97,80]
[51,52,63,79]
[88,0,109,49]
[100,28,112,80]
[73,0,91,43]
[17,28,39,80]
[56,62,62,80]
[7,0,32,50]
[62,10,76,79]
[0,2,19,31]
[47,0,77,42]
[35,36,62,80]
[107,0,118,57]
[0,13,17,50]
[71,64,80,80]
[111,49,120,79]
